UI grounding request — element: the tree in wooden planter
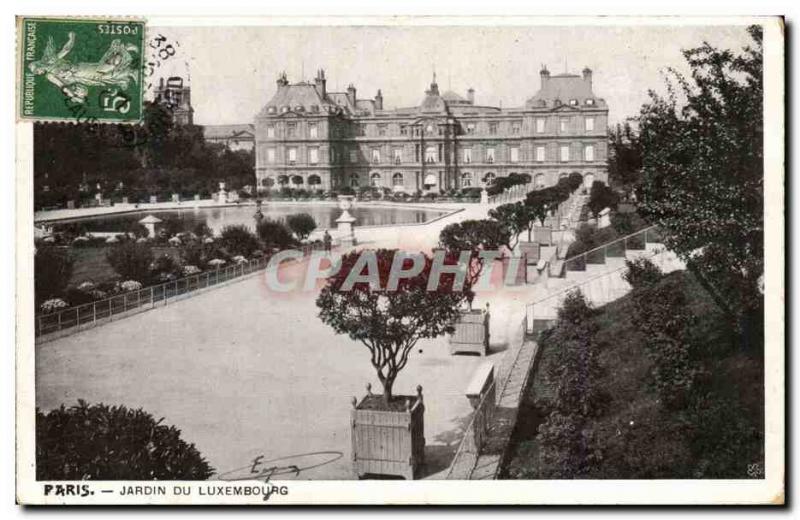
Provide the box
[316,249,468,479]
[438,219,509,353]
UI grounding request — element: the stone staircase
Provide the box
[526,226,685,334]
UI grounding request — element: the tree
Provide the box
[438,219,510,289]
[587,181,619,218]
[106,241,154,283]
[286,213,317,241]
[488,202,529,250]
[256,219,296,250]
[36,400,213,480]
[316,249,466,406]
[607,122,644,196]
[218,225,260,257]
[525,189,553,227]
[636,25,764,350]
[35,245,74,305]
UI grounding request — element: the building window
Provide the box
[330,148,337,163]
[510,147,520,163]
[461,172,472,187]
[559,118,569,133]
[425,146,437,163]
[349,149,357,163]
[569,99,579,106]
[560,145,570,162]
[511,121,522,134]
[534,173,546,188]
[584,144,595,162]
[309,147,319,164]
[371,148,381,164]
[308,123,318,138]
[415,144,421,162]
[463,148,472,164]
[287,147,297,164]
[400,124,408,136]
[392,172,404,186]
[370,173,382,187]
[486,148,495,163]
[350,176,359,187]
[586,99,595,106]
[483,172,496,185]
[393,148,402,164]
[378,124,387,137]
[489,122,498,135]
[466,122,476,134]
[536,146,546,162]
[585,117,595,132]
[286,123,297,138]
[267,148,276,164]
[535,118,546,133]
[267,125,275,138]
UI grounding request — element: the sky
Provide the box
[149,23,756,126]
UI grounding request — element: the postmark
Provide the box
[18,17,145,123]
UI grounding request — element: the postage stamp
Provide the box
[17,17,145,123]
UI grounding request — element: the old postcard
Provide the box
[15,15,785,505]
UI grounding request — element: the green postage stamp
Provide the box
[18,17,145,123]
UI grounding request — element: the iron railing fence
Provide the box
[526,239,673,334]
[445,315,527,480]
[35,242,333,340]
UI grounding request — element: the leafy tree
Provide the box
[286,213,317,241]
[106,241,154,283]
[256,219,297,250]
[587,181,619,218]
[636,26,764,350]
[488,203,529,250]
[438,219,510,290]
[608,122,644,196]
[36,400,213,480]
[525,189,553,227]
[218,225,260,257]
[623,257,663,290]
[35,245,74,305]
[316,249,466,406]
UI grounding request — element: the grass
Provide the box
[502,270,764,479]
[68,245,182,286]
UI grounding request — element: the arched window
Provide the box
[482,172,496,185]
[261,177,275,187]
[291,175,304,186]
[370,172,382,187]
[350,176,359,187]
[308,174,322,187]
[559,172,568,180]
[425,146,437,163]
[534,173,546,188]
[461,172,473,187]
[392,172,404,187]
[277,175,289,186]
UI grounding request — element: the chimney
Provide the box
[314,69,327,98]
[346,83,357,107]
[276,71,288,88]
[582,67,593,88]
[375,89,383,110]
[540,65,550,87]
[467,88,475,104]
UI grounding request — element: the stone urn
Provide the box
[336,195,357,246]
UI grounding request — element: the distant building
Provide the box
[154,77,194,126]
[202,124,255,152]
[253,67,608,192]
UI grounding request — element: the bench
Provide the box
[465,362,496,412]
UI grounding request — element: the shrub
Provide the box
[623,257,663,290]
[36,401,213,480]
[35,246,74,305]
[192,222,213,238]
[106,241,154,283]
[256,219,296,250]
[119,280,143,292]
[40,298,68,314]
[588,181,619,218]
[218,225,260,257]
[286,213,317,241]
[150,253,180,280]
[127,222,149,239]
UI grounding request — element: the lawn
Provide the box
[68,245,182,286]
[502,269,764,479]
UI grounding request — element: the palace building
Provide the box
[253,67,608,193]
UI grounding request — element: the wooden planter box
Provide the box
[517,241,541,264]
[449,308,490,356]
[351,387,425,480]
[533,227,553,246]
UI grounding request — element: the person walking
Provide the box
[323,230,332,253]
